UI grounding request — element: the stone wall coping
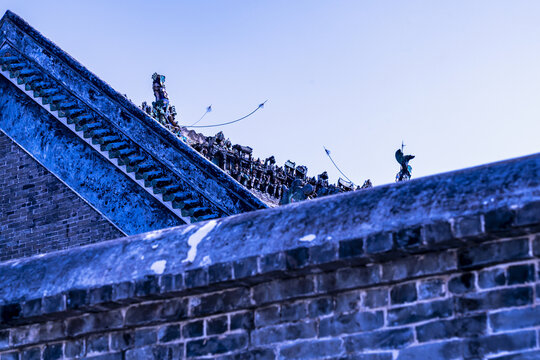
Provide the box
[0,151,539,326]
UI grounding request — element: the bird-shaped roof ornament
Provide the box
[395,142,415,182]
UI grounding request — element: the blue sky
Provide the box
[3,1,540,186]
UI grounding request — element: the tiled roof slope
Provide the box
[0,10,267,229]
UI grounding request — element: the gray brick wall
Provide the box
[0,131,124,262]
[0,147,539,359]
[0,233,538,359]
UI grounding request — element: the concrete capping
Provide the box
[1,152,539,326]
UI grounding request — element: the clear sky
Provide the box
[3,1,540,186]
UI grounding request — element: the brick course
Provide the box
[0,131,124,261]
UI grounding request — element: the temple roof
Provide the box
[0,10,267,234]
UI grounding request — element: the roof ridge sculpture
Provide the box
[141,73,373,206]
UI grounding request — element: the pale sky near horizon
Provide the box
[3,1,540,186]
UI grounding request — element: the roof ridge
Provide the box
[1,10,267,214]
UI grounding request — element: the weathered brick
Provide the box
[417,278,445,299]
[157,273,183,294]
[110,331,134,351]
[66,310,123,336]
[478,268,506,288]
[382,251,456,282]
[111,281,135,304]
[251,321,316,345]
[489,307,540,332]
[339,238,364,258]
[0,331,9,351]
[254,306,280,328]
[134,275,160,298]
[38,321,65,343]
[133,328,156,347]
[344,328,414,352]
[20,348,40,360]
[233,256,258,279]
[185,268,208,288]
[64,339,84,358]
[187,333,248,357]
[158,324,180,343]
[365,232,393,254]
[454,214,484,238]
[416,315,487,342]
[308,297,333,317]
[21,299,42,318]
[66,289,87,310]
[279,339,342,359]
[394,227,422,249]
[319,311,383,336]
[191,288,250,316]
[0,352,19,360]
[209,262,233,283]
[363,288,388,308]
[125,299,187,326]
[396,340,462,360]
[390,283,417,304]
[318,265,380,293]
[11,325,39,347]
[448,273,475,294]
[533,235,540,257]
[125,346,154,360]
[88,285,114,308]
[42,294,65,314]
[465,330,536,358]
[259,252,286,273]
[155,344,185,359]
[490,350,540,360]
[484,207,516,233]
[335,290,362,313]
[387,299,452,326]
[347,354,393,360]
[158,274,174,294]
[285,247,309,269]
[515,201,540,227]
[458,238,529,269]
[230,311,253,331]
[421,221,455,246]
[456,287,532,314]
[87,334,109,353]
[253,277,314,304]
[280,302,306,322]
[42,343,62,360]
[207,315,228,335]
[214,348,276,360]
[81,353,123,360]
[182,320,203,338]
[507,264,534,284]
[125,345,181,360]
[310,242,337,265]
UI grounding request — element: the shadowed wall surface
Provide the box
[0,131,124,262]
